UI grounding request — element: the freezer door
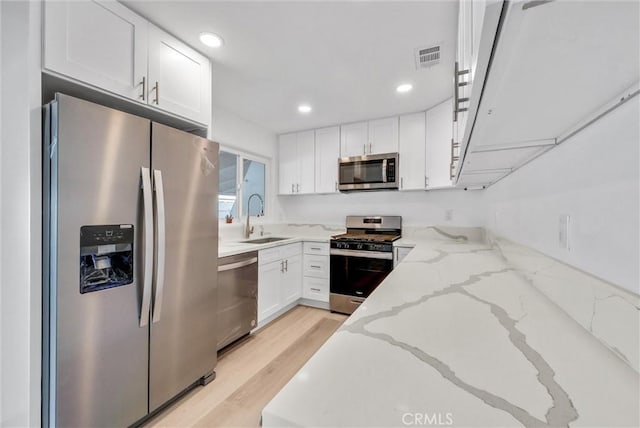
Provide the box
[47,94,150,427]
[149,122,219,411]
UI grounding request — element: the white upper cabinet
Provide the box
[278,133,298,195]
[147,25,211,125]
[314,126,340,194]
[340,122,368,157]
[455,0,638,188]
[340,118,399,157]
[426,98,454,189]
[368,117,399,155]
[278,131,315,195]
[44,0,148,102]
[296,131,316,194]
[398,112,426,191]
[44,1,212,126]
[452,0,503,179]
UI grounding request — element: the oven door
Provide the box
[330,249,393,298]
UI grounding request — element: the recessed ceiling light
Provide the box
[199,32,223,48]
[396,83,413,93]
[298,104,312,114]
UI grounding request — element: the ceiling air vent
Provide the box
[415,45,441,69]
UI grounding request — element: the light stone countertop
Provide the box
[218,223,343,258]
[218,236,332,258]
[260,227,640,427]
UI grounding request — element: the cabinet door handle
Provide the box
[453,61,470,122]
[152,81,159,104]
[296,183,300,193]
[310,287,321,292]
[363,144,366,155]
[285,259,288,272]
[280,260,284,273]
[369,143,372,154]
[310,265,321,269]
[291,183,294,193]
[335,181,338,191]
[425,176,428,188]
[139,76,146,101]
[310,247,321,251]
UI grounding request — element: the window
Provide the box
[218,149,267,219]
[218,151,238,219]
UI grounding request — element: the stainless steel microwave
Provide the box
[338,152,399,191]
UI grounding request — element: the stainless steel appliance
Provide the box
[217,251,258,350]
[338,152,399,191]
[43,94,219,427]
[329,216,402,314]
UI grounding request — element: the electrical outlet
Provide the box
[559,214,570,250]
[445,209,453,221]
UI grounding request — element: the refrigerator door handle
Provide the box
[152,169,166,323]
[140,167,154,327]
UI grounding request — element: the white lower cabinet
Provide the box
[257,241,330,326]
[257,243,303,324]
[257,259,283,323]
[301,242,330,304]
[282,254,302,306]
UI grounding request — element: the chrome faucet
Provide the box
[245,193,264,239]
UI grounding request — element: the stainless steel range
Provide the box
[330,216,402,314]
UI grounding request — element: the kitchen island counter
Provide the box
[261,227,639,427]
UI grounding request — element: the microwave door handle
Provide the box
[382,159,387,183]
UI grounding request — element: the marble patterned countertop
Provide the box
[261,227,640,427]
[218,223,343,258]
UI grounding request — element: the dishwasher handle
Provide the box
[218,257,258,272]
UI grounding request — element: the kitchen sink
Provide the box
[240,236,290,244]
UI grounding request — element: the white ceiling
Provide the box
[123,1,458,133]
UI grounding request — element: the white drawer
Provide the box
[259,247,281,265]
[303,254,329,279]
[303,241,329,256]
[303,277,329,302]
[280,242,302,259]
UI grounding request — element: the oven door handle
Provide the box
[330,248,393,260]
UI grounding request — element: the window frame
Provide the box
[218,145,270,219]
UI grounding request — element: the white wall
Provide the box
[210,104,280,219]
[483,96,639,294]
[211,105,277,159]
[0,1,42,427]
[277,189,485,226]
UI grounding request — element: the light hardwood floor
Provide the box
[143,306,348,428]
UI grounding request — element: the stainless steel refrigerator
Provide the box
[43,94,219,427]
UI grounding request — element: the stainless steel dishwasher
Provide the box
[217,251,258,350]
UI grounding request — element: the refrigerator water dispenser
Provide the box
[80,225,134,293]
